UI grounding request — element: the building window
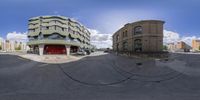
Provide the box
[65,37,71,42]
[38,33,43,40]
[134,39,142,52]
[48,33,64,39]
[123,30,128,37]
[134,26,142,35]
[116,35,119,41]
[29,37,35,41]
[123,41,128,51]
[68,27,71,32]
[28,29,35,32]
[125,30,128,37]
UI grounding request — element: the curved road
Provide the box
[0,52,200,100]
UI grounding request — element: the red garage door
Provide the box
[44,45,66,54]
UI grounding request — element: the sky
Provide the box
[0,0,200,48]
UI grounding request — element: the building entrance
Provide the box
[44,45,66,54]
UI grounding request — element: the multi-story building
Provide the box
[0,39,28,52]
[166,43,176,52]
[176,41,186,49]
[192,39,200,51]
[27,15,91,55]
[0,38,3,50]
[112,20,165,52]
[167,41,191,52]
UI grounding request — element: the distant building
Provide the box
[0,39,29,52]
[176,41,185,49]
[167,41,191,52]
[0,39,3,50]
[177,41,191,52]
[192,39,200,51]
[167,43,176,52]
[5,40,11,51]
[112,20,165,52]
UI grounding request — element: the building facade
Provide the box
[27,15,91,55]
[192,39,200,51]
[0,40,28,52]
[112,20,165,52]
[167,43,176,52]
[167,41,191,52]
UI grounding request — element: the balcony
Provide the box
[27,39,81,46]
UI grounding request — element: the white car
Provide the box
[77,49,87,55]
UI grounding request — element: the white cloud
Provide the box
[163,30,180,44]
[53,11,59,15]
[6,31,28,42]
[164,30,200,46]
[88,28,112,49]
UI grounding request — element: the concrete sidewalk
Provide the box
[0,52,105,64]
[0,52,84,64]
[19,54,83,64]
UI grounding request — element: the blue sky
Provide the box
[0,0,200,47]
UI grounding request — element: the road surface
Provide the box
[0,52,200,100]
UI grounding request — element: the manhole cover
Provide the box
[136,62,142,66]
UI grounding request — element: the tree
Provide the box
[15,45,21,50]
[0,44,2,50]
[163,45,168,50]
[199,46,200,51]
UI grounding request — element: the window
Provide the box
[123,30,128,37]
[29,36,35,41]
[38,33,43,40]
[48,33,64,39]
[46,26,49,30]
[123,41,128,51]
[62,28,64,31]
[116,35,119,41]
[134,26,142,35]
[134,39,142,52]
[125,30,128,37]
[29,29,35,32]
[73,39,80,43]
[65,37,71,42]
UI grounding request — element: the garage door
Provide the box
[44,45,66,54]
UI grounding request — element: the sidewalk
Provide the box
[19,54,83,64]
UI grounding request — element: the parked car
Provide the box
[77,49,87,55]
[104,50,109,53]
[84,49,91,55]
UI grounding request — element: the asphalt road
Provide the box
[0,52,200,100]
